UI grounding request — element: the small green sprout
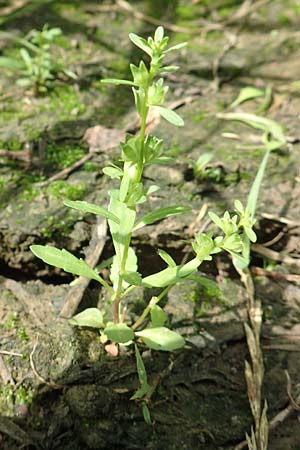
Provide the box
[0,24,77,94]
[190,152,214,179]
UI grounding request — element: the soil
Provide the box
[1,1,300,449]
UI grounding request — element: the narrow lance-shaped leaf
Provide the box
[247,148,271,218]
[102,164,123,179]
[134,205,191,231]
[231,86,265,108]
[19,48,32,68]
[0,56,23,70]
[129,33,152,56]
[142,257,200,288]
[217,112,285,144]
[30,245,104,283]
[131,345,151,400]
[154,26,164,42]
[101,78,137,86]
[160,65,179,73]
[208,211,225,231]
[163,42,187,53]
[142,403,152,425]
[157,249,176,267]
[64,200,120,224]
[142,266,178,288]
[156,106,184,127]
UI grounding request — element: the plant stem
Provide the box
[131,285,172,330]
[113,82,151,323]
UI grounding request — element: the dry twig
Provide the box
[59,217,107,318]
[115,0,191,33]
[252,244,300,266]
[0,350,23,357]
[115,0,272,34]
[35,152,93,187]
[0,145,32,164]
[251,266,300,284]
[211,31,239,91]
[0,0,31,16]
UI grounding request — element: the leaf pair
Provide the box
[104,322,184,352]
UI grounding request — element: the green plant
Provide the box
[30,27,256,420]
[189,152,213,179]
[0,24,77,94]
[217,112,286,450]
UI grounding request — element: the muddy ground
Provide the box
[0,1,300,449]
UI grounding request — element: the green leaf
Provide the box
[129,33,152,56]
[189,274,223,299]
[104,323,134,343]
[19,48,32,68]
[229,248,250,267]
[108,198,136,238]
[231,86,265,108]
[150,305,167,327]
[217,112,285,144]
[62,68,78,80]
[208,211,224,231]
[69,308,104,328]
[157,249,176,267]
[102,165,123,179]
[143,257,200,288]
[64,200,120,224]
[101,78,137,86]
[149,156,174,165]
[160,66,179,74]
[156,106,184,127]
[194,152,214,172]
[121,271,143,286]
[95,256,113,271]
[131,345,151,400]
[135,327,185,351]
[0,56,23,70]
[143,266,178,288]
[247,148,271,217]
[164,42,187,53]
[160,65,179,73]
[232,252,250,270]
[142,403,152,425]
[16,78,32,87]
[154,26,164,43]
[145,185,160,196]
[244,226,257,243]
[119,169,131,202]
[134,205,191,231]
[30,245,103,283]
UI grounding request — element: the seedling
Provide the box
[231,85,273,113]
[189,152,214,180]
[0,25,77,94]
[30,27,256,417]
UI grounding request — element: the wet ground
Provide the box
[1,1,300,449]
